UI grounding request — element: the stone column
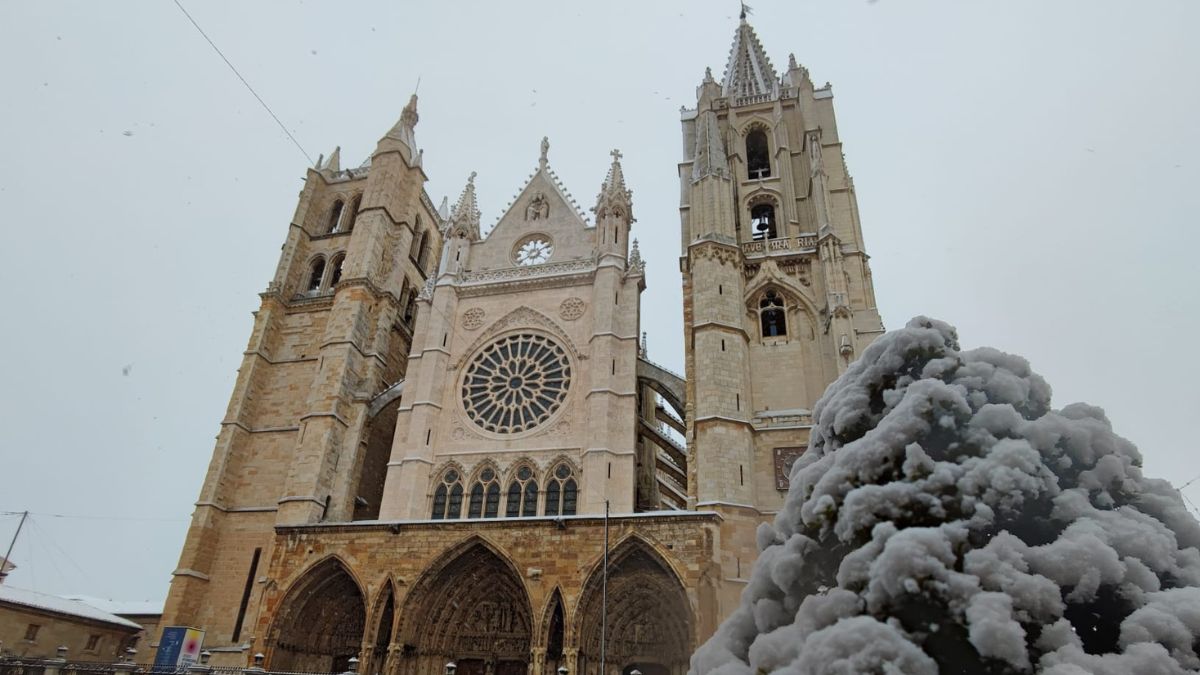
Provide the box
[528,648,546,675]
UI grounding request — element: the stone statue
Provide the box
[540,136,550,167]
[526,192,549,221]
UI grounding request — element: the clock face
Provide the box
[515,237,553,266]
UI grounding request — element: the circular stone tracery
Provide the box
[462,334,572,434]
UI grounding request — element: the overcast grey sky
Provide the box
[1,0,1197,603]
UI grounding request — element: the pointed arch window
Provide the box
[431,469,464,519]
[346,195,362,232]
[468,467,501,518]
[328,253,346,287]
[746,129,771,179]
[751,204,777,241]
[759,290,787,338]
[506,465,539,517]
[307,257,326,293]
[328,199,345,234]
[544,463,578,516]
[410,228,426,261]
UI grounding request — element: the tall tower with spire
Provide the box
[157,95,445,653]
[679,13,884,609]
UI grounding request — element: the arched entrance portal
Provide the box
[270,558,366,673]
[397,540,533,675]
[577,540,692,675]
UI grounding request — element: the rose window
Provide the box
[462,334,571,433]
[514,236,553,266]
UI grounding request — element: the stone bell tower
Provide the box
[678,12,885,608]
[158,95,444,658]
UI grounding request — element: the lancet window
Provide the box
[750,204,777,240]
[544,463,578,516]
[327,199,345,234]
[746,129,771,179]
[759,290,787,338]
[345,195,361,232]
[506,465,539,517]
[468,467,502,518]
[431,469,464,519]
[328,253,345,287]
[307,257,326,293]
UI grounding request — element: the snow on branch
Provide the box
[691,317,1200,675]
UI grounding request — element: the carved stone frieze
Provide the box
[690,241,740,266]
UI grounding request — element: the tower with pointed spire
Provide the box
[157,95,445,655]
[679,11,884,612]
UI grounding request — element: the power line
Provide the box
[0,510,185,523]
[171,0,314,165]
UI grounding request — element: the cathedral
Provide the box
[157,14,883,675]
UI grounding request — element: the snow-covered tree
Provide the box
[691,317,1200,675]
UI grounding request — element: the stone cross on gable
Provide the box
[611,149,623,162]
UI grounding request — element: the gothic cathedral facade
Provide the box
[157,16,882,675]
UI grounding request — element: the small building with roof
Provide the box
[0,585,143,661]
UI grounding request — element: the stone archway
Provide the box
[270,557,366,673]
[576,540,692,675]
[397,539,533,675]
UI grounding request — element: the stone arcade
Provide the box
[157,14,883,675]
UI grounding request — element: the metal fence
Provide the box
[0,661,336,675]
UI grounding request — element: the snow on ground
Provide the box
[690,317,1200,674]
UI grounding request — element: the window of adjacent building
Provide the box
[751,204,777,240]
[85,634,101,651]
[760,290,787,338]
[307,257,326,293]
[24,624,40,641]
[746,129,771,179]
[468,468,501,518]
[544,463,578,516]
[506,465,539,517]
[327,199,345,234]
[431,469,464,519]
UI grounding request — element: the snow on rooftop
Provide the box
[0,586,144,630]
[64,595,163,617]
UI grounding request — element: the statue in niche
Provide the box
[526,191,550,221]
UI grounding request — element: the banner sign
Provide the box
[154,627,205,669]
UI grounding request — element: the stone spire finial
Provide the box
[628,238,645,274]
[640,330,648,357]
[594,148,633,220]
[540,136,550,169]
[400,94,419,131]
[449,171,481,239]
[381,94,421,165]
[721,13,778,99]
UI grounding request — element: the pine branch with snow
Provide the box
[690,317,1200,675]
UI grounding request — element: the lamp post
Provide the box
[445,661,457,675]
[557,666,568,675]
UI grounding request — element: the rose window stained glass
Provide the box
[462,334,571,433]
[515,237,553,266]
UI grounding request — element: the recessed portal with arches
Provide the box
[576,539,693,675]
[269,557,366,673]
[396,539,533,675]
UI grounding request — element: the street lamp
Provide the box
[445,662,457,675]
[557,667,568,675]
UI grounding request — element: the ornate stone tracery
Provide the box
[396,539,533,675]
